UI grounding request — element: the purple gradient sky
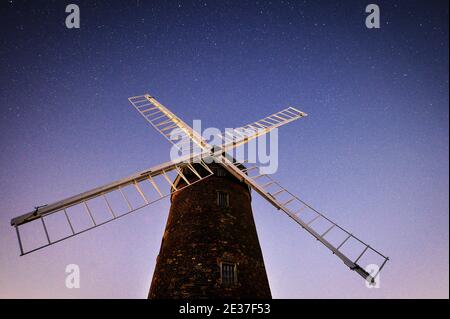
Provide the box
[0,0,448,298]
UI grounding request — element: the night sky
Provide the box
[0,0,448,298]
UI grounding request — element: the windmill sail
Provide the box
[11,158,213,256]
[129,95,208,156]
[129,94,307,155]
[217,107,307,152]
[217,156,389,283]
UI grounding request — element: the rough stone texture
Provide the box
[149,163,271,299]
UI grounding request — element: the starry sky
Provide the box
[0,0,448,298]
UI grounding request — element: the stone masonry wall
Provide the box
[148,163,272,299]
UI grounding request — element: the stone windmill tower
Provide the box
[149,161,271,298]
[10,94,389,298]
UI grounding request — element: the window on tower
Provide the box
[217,191,229,208]
[220,262,237,286]
[215,167,227,177]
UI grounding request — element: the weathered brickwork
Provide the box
[149,163,272,299]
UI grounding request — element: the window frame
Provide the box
[220,262,237,286]
[216,190,229,208]
[215,167,227,177]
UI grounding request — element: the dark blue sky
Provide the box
[0,0,448,298]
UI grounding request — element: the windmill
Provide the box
[10,94,388,298]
